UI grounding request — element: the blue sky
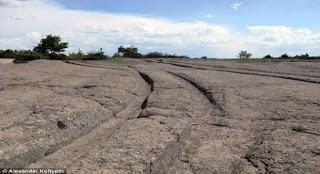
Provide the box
[55,0,320,31]
[1,0,320,57]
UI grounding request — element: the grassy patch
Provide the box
[291,125,308,133]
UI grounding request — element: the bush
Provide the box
[84,48,108,60]
[294,53,310,59]
[0,49,16,58]
[263,54,273,59]
[48,53,67,60]
[144,51,189,59]
[117,46,143,58]
[280,53,289,59]
[68,50,86,60]
[145,52,164,58]
[0,49,45,63]
[18,50,44,61]
[201,56,208,59]
[291,125,307,133]
[112,52,121,58]
[260,53,320,60]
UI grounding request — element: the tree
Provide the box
[34,34,68,55]
[145,52,164,58]
[201,56,208,59]
[305,53,309,58]
[117,46,125,56]
[85,48,108,60]
[113,52,121,58]
[263,54,273,59]
[238,50,252,59]
[69,49,85,60]
[280,53,289,59]
[117,46,142,58]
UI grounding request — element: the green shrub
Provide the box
[280,53,289,59]
[201,56,208,59]
[0,50,45,63]
[263,54,273,59]
[291,125,307,133]
[145,52,164,58]
[47,53,67,60]
[143,51,190,59]
[68,50,86,60]
[84,48,109,60]
[117,46,143,58]
[112,52,121,58]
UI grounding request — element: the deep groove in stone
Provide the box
[139,72,154,92]
[169,72,225,114]
[138,72,154,117]
[159,61,320,84]
[64,60,129,71]
[167,60,320,79]
[82,85,98,89]
[144,127,192,174]
[141,97,148,110]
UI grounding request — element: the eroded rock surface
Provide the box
[0,59,319,173]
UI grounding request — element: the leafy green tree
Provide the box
[117,46,125,55]
[85,48,108,60]
[34,34,68,55]
[117,46,142,58]
[238,50,252,59]
[280,53,289,59]
[145,52,164,58]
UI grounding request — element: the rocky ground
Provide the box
[0,59,13,64]
[0,59,319,174]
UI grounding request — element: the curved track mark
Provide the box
[156,61,320,84]
[137,72,154,117]
[168,72,226,115]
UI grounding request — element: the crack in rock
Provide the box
[144,127,192,174]
[137,72,154,117]
[168,72,227,115]
[159,61,320,84]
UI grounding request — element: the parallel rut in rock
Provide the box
[169,72,226,115]
[138,72,154,116]
[156,61,320,84]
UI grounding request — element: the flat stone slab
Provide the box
[0,59,319,173]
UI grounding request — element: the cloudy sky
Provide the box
[1,0,320,58]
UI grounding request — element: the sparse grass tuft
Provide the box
[291,125,308,133]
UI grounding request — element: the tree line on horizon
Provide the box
[238,50,319,60]
[0,35,189,63]
[0,34,319,62]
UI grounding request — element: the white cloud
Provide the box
[11,15,25,20]
[231,2,243,10]
[0,0,24,7]
[0,0,320,57]
[0,0,232,55]
[247,26,320,46]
